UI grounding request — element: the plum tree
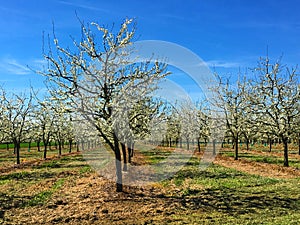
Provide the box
[38,18,169,192]
[249,57,300,167]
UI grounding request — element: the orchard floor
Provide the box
[0,147,300,225]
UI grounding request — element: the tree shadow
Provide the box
[149,188,300,215]
[0,192,31,210]
[0,171,56,181]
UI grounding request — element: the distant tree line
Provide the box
[1,17,299,193]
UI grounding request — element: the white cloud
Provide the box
[0,57,49,76]
[0,58,31,75]
[58,0,110,13]
[31,58,48,70]
[205,60,241,68]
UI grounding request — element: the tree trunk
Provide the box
[15,141,20,165]
[6,143,9,151]
[37,141,41,152]
[234,136,238,160]
[197,137,201,152]
[127,141,132,164]
[58,141,62,157]
[121,142,127,171]
[269,138,272,152]
[43,144,47,159]
[69,139,72,153]
[169,137,172,148]
[186,138,189,150]
[213,139,216,155]
[81,140,84,151]
[114,134,122,192]
[28,141,31,152]
[283,138,289,167]
[246,138,249,151]
[298,135,300,156]
[131,142,134,158]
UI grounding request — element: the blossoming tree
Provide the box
[38,18,169,192]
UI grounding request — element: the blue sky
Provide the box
[1,0,300,93]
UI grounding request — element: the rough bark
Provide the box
[43,144,47,159]
[121,142,127,171]
[213,139,216,156]
[186,138,190,150]
[127,141,132,164]
[197,137,201,152]
[234,136,239,160]
[114,134,123,192]
[283,138,289,167]
[37,141,41,152]
[58,141,62,157]
[69,139,72,153]
[15,141,20,165]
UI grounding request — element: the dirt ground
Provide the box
[1,149,300,224]
[214,154,300,179]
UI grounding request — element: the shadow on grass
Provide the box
[174,188,299,215]
[0,192,31,210]
[0,163,90,182]
[0,171,56,181]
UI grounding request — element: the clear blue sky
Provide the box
[1,0,300,92]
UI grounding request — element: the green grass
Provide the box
[0,171,32,180]
[221,151,300,169]
[79,165,93,174]
[0,142,71,150]
[161,158,300,224]
[0,143,79,168]
[36,160,62,169]
[0,153,92,211]
[164,157,281,189]
[25,178,65,207]
[26,190,53,206]
[1,145,300,224]
[139,147,173,164]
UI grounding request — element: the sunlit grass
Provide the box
[161,159,300,224]
[220,150,300,169]
[1,145,300,224]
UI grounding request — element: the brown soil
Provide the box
[213,154,300,179]
[0,152,81,174]
[1,149,300,224]
[3,173,185,225]
[223,147,300,160]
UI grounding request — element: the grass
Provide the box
[161,159,300,224]
[144,149,300,224]
[0,143,78,168]
[0,142,71,150]
[163,157,281,190]
[0,145,300,224]
[79,165,93,174]
[0,153,92,211]
[26,190,53,206]
[139,147,173,164]
[221,150,300,169]
[25,178,66,207]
